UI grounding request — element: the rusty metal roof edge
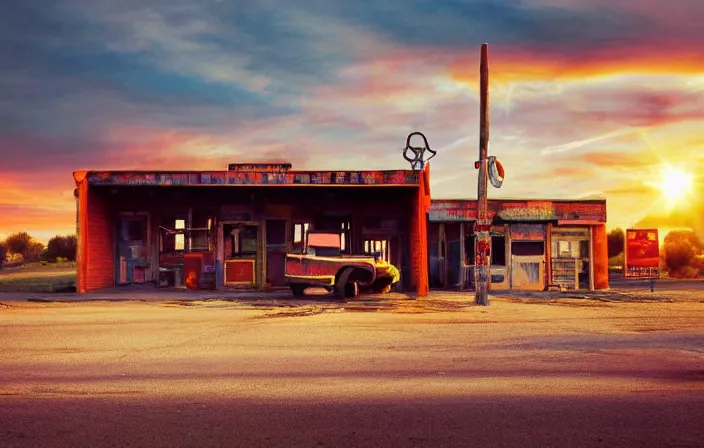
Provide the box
[82,168,420,175]
[430,197,606,203]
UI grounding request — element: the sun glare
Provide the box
[656,165,694,203]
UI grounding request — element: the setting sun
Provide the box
[654,165,695,205]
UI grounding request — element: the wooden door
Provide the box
[511,255,545,291]
[266,219,288,286]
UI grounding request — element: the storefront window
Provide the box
[293,222,310,253]
[491,236,506,265]
[512,241,544,256]
[224,224,258,258]
[551,240,585,258]
[167,219,184,250]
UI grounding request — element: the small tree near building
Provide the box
[5,232,33,256]
[24,241,45,263]
[0,242,7,268]
[607,228,625,258]
[662,230,704,278]
[46,235,78,262]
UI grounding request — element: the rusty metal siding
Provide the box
[86,187,114,291]
[429,199,607,224]
[553,201,607,222]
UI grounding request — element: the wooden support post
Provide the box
[474,43,491,306]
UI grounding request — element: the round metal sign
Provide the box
[488,156,504,188]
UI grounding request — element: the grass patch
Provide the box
[0,269,76,293]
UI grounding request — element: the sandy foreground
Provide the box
[1,295,703,447]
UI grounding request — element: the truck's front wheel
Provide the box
[335,268,359,299]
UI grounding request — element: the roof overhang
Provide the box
[79,170,422,187]
[428,199,606,224]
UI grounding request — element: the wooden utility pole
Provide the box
[474,43,491,306]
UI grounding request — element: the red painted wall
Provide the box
[75,173,88,293]
[410,164,431,296]
[75,175,115,293]
[85,187,115,291]
[592,224,609,290]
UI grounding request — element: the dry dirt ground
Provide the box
[1,295,703,448]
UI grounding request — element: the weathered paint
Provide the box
[509,223,546,241]
[554,201,607,222]
[224,259,256,285]
[83,170,420,186]
[429,199,607,223]
[74,172,88,293]
[73,163,605,294]
[285,254,381,288]
[85,187,114,291]
[592,224,609,289]
[625,229,659,269]
[227,163,292,172]
[512,258,544,290]
[74,174,115,293]
[410,164,431,296]
[497,207,557,221]
[285,255,375,277]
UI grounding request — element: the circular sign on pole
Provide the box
[488,156,504,188]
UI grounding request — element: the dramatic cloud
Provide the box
[1,0,703,241]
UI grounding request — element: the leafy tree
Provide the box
[46,235,78,262]
[64,235,77,261]
[0,242,7,267]
[662,230,704,278]
[5,232,32,256]
[24,241,45,263]
[607,227,625,258]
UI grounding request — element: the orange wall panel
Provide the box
[592,224,609,290]
[409,165,431,297]
[85,187,115,291]
[75,177,88,293]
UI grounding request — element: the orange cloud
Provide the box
[602,185,659,196]
[0,177,76,244]
[90,121,314,171]
[448,44,704,85]
[576,151,660,169]
[524,165,596,181]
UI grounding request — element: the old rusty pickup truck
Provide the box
[284,231,400,298]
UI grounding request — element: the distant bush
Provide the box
[24,241,45,263]
[3,231,46,263]
[607,228,625,258]
[662,230,704,278]
[46,235,77,262]
[0,242,7,268]
[608,253,624,269]
[5,232,33,256]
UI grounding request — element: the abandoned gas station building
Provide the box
[73,163,431,295]
[428,199,608,292]
[73,162,608,295]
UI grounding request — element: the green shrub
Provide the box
[608,253,624,268]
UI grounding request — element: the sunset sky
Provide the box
[1,0,703,243]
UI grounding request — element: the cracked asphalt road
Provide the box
[1,296,703,447]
